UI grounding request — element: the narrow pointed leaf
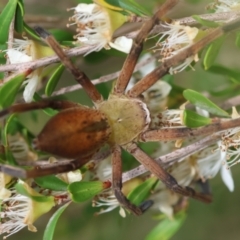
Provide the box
[14,0,25,33]
[236,32,240,48]
[2,114,16,146]
[35,175,68,191]
[203,36,225,70]
[49,29,74,42]
[183,89,229,117]
[0,43,7,80]
[23,22,41,41]
[0,0,18,44]
[45,64,65,96]
[208,65,240,83]
[33,93,58,116]
[100,0,150,15]
[127,177,158,206]
[43,202,70,240]
[145,211,186,240]
[192,15,219,27]
[183,109,212,127]
[15,181,54,202]
[0,72,26,108]
[68,181,111,202]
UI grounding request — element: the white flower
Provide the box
[68,3,130,54]
[157,109,184,127]
[0,173,12,200]
[0,181,55,239]
[197,143,234,192]
[0,193,36,239]
[93,158,122,215]
[155,22,199,74]
[220,126,240,168]
[208,0,240,12]
[109,36,133,54]
[151,189,180,219]
[6,39,40,103]
[58,170,82,184]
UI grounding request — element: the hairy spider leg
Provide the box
[112,146,153,215]
[113,0,179,95]
[127,18,240,98]
[34,27,103,103]
[124,143,212,203]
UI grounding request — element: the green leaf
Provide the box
[33,93,58,116]
[1,114,18,164]
[183,109,212,127]
[192,15,219,27]
[209,84,240,97]
[208,65,240,83]
[35,175,68,191]
[236,31,240,48]
[68,181,110,202]
[0,0,18,44]
[23,22,41,41]
[15,181,54,202]
[0,43,7,79]
[43,202,70,240]
[145,211,186,240]
[2,114,16,146]
[49,29,74,42]
[45,64,65,96]
[104,0,150,15]
[0,72,26,108]
[203,36,225,70]
[127,177,158,206]
[183,89,229,117]
[14,0,24,33]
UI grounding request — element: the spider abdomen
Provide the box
[98,95,150,145]
[33,108,111,159]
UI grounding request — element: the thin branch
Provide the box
[50,55,156,97]
[122,133,221,183]
[124,11,240,39]
[1,11,240,76]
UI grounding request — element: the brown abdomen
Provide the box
[34,108,111,159]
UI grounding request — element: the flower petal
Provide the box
[7,49,32,64]
[221,165,234,192]
[109,36,133,53]
[23,74,39,103]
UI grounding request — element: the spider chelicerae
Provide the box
[0,0,212,216]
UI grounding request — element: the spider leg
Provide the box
[0,99,80,118]
[0,156,91,179]
[139,119,240,142]
[112,145,153,216]
[113,0,179,95]
[124,143,212,203]
[34,27,102,103]
[127,21,237,98]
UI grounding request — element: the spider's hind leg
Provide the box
[125,143,212,204]
[0,156,91,179]
[112,146,153,216]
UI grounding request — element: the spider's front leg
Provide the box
[113,0,179,95]
[112,146,153,215]
[0,99,80,118]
